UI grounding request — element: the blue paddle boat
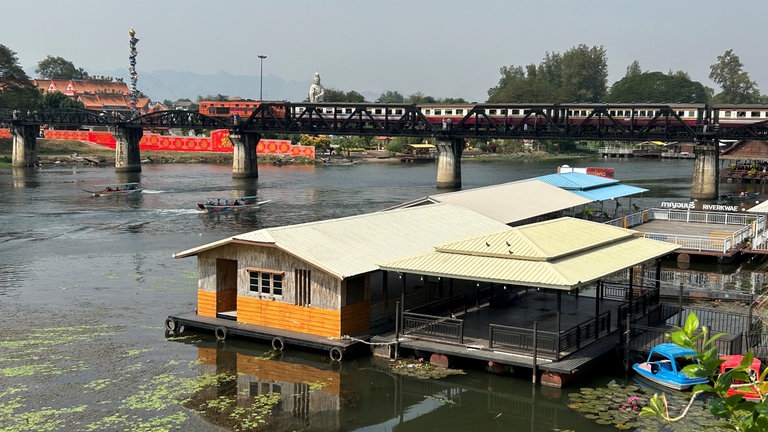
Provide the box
[632,343,709,391]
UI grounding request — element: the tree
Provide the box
[487,45,607,103]
[0,44,41,110]
[559,44,608,102]
[640,313,768,432]
[625,60,642,78]
[376,90,404,103]
[40,91,84,110]
[709,49,760,104]
[35,55,89,79]
[606,71,710,103]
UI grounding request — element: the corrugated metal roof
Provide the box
[435,217,636,261]
[380,217,679,290]
[570,184,649,201]
[174,203,510,279]
[536,172,618,190]
[748,201,768,213]
[423,179,592,224]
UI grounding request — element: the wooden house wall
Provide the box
[197,244,341,309]
[195,243,375,338]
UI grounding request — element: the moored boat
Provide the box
[632,343,709,391]
[196,196,271,213]
[719,191,759,202]
[85,182,143,197]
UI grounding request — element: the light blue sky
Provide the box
[6,0,768,102]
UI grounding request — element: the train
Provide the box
[197,99,768,131]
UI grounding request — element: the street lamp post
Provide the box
[258,55,267,101]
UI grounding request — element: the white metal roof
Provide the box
[380,217,679,290]
[174,203,510,279]
[395,179,592,225]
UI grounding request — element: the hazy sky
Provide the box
[5,0,768,102]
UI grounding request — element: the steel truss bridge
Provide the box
[3,103,768,141]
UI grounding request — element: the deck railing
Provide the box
[401,311,464,344]
[605,209,765,253]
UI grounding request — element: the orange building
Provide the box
[32,77,151,114]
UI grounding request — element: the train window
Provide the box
[424,109,431,115]
[723,111,732,117]
[456,109,464,115]
[374,109,383,115]
[608,110,615,116]
[498,109,505,115]
[488,109,496,115]
[395,109,403,115]
[752,111,761,117]
[434,109,442,115]
[445,110,453,115]
[345,108,352,114]
[512,109,520,115]
[737,111,746,117]
[523,110,531,115]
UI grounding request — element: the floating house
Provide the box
[170,204,511,359]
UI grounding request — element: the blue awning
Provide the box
[569,184,648,201]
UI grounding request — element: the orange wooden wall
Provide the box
[197,290,216,317]
[238,296,341,338]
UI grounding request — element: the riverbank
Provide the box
[0,139,590,167]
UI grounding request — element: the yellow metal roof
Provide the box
[391,179,592,225]
[380,217,679,290]
[173,203,510,279]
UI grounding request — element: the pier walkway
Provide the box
[606,208,767,260]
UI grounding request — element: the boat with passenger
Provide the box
[196,196,271,213]
[84,182,143,197]
[632,343,709,391]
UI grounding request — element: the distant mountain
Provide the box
[90,69,378,103]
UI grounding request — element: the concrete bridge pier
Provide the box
[435,137,465,189]
[231,131,260,179]
[690,140,719,200]
[10,124,38,167]
[114,126,143,173]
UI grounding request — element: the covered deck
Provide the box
[376,217,680,387]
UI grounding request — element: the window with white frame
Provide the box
[248,269,283,296]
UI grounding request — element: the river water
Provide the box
[0,156,762,431]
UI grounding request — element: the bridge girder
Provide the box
[2,104,768,142]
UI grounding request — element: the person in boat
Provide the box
[233,199,240,205]
[105,186,113,192]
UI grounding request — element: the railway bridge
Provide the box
[4,103,768,198]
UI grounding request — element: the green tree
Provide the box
[0,44,40,110]
[40,91,84,109]
[405,92,436,104]
[488,78,560,103]
[344,90,366,102]
[35,55,89,79]
[559,44,608,102]
[709,49,760,104]
[606,71,710,103]
[322,88,347,102]
[197,94,229,101]
[488,45,607,103]
[625,60,642,78]
[376,90,404,103]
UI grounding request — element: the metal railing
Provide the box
[402,311,464,344]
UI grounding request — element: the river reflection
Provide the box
[172,337,615,432]
[0,157,762,431]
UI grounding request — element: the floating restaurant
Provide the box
[168,174,765,387]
